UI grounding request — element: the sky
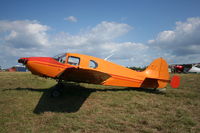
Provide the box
[0,0,200,68]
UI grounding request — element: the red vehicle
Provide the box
[174,65,184,73]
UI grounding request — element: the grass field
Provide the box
[0,72,199,133]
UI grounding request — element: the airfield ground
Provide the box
[0,72,199,133]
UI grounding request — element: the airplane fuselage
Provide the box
[18,53,171,88]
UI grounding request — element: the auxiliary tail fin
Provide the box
[141,58,179,88]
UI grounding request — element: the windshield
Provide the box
[53,53,67,63]
[195,64,200,68]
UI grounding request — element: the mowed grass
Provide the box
[0,72,199,133]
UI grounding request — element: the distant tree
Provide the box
[127,66,147,71]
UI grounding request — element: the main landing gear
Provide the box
[51,79,64,97]
[153,88,166,93]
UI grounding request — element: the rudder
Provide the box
[142,58,170,88]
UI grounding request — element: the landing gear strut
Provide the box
[51,79,64,97]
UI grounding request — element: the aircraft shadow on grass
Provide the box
[3,83,165,114]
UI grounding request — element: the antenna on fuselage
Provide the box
[104,49,116,61]
[104,53,114,61]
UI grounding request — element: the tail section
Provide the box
[141,58,170,88]
[145,58,170,80]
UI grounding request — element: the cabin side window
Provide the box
[68,56,80,66]
[89,60,98,69]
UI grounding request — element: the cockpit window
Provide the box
[195,65,200,68]
[89,60,98,68]
[53,53,66,64]
[68,56,80,66]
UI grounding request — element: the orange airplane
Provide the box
[18,53,180,96]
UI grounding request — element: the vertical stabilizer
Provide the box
[145,58,169,80]
[142,58,170,88]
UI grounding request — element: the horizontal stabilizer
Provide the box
[170,75,180,88]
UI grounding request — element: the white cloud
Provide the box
[1,17,200,68]
[49,21,149,66]
[0,20,148,68]
[148,17,200,64]
[89,21,132,41]
[156,30,175,42]
[52,21,132,47]
[0,20,49,49]
[0,20,50,68]
[64,16,78,22]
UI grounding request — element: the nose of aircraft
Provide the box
[18,57,29,65]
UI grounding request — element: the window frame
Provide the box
[53,53,67,64]
[89,60,98,69]
[67,56,80,66]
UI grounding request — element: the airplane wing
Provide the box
[57,67,111,84]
